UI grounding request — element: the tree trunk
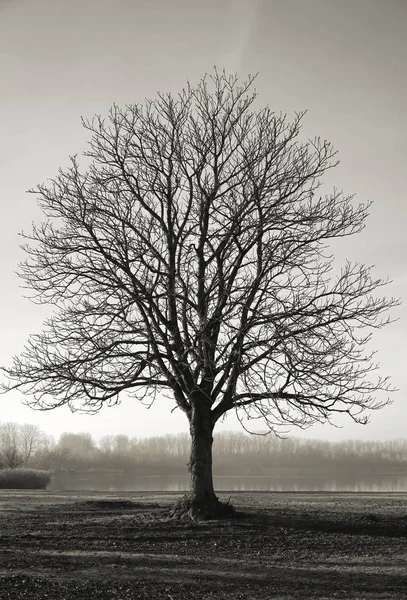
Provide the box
[188,401,217,508]
[170,399,236,521]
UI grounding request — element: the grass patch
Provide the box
[0,468,51,489]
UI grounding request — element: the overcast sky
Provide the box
[0,0,405,442]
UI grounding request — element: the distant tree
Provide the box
[98,434,136,470]
[58,432,95,454]
[35,440,72,472]
[0,422,24,468]
[112,434,131,454]
[20,423,44,465]
[98,434,115,455]
[44,432,94,471]
[0,422,44,468]
[1,70,398,519]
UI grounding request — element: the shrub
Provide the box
[0,468,51,489]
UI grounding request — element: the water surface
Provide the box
[50,472,407,493]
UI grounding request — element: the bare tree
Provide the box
[20,423,44,465]
[34,438,72,472]
[1,70,398,518]
[0,422,44,468]
[0,422,24,468]
[99,435,115,455]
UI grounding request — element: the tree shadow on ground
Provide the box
[236,507,407,538]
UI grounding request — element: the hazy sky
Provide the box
[0,0,405,442]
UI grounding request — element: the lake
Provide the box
[49,472,407,493]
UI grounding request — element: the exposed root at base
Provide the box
[170,494,237,522]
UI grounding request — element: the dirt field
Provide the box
[0,491,406,599]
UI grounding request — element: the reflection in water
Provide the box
[50,473,407,493]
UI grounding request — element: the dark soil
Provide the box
[1,490,406,599]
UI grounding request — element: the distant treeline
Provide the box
[1,422,407,475]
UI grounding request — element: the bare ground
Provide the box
[0,490,406,599]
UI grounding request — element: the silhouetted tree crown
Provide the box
[1,70,398,517]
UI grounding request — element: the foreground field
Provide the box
[0,491,406,599]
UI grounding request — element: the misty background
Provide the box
[1,421,407,493]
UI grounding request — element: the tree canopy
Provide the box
[3,71,397,432]
[1,70,399,518]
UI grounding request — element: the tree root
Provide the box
[170,493,237,522]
